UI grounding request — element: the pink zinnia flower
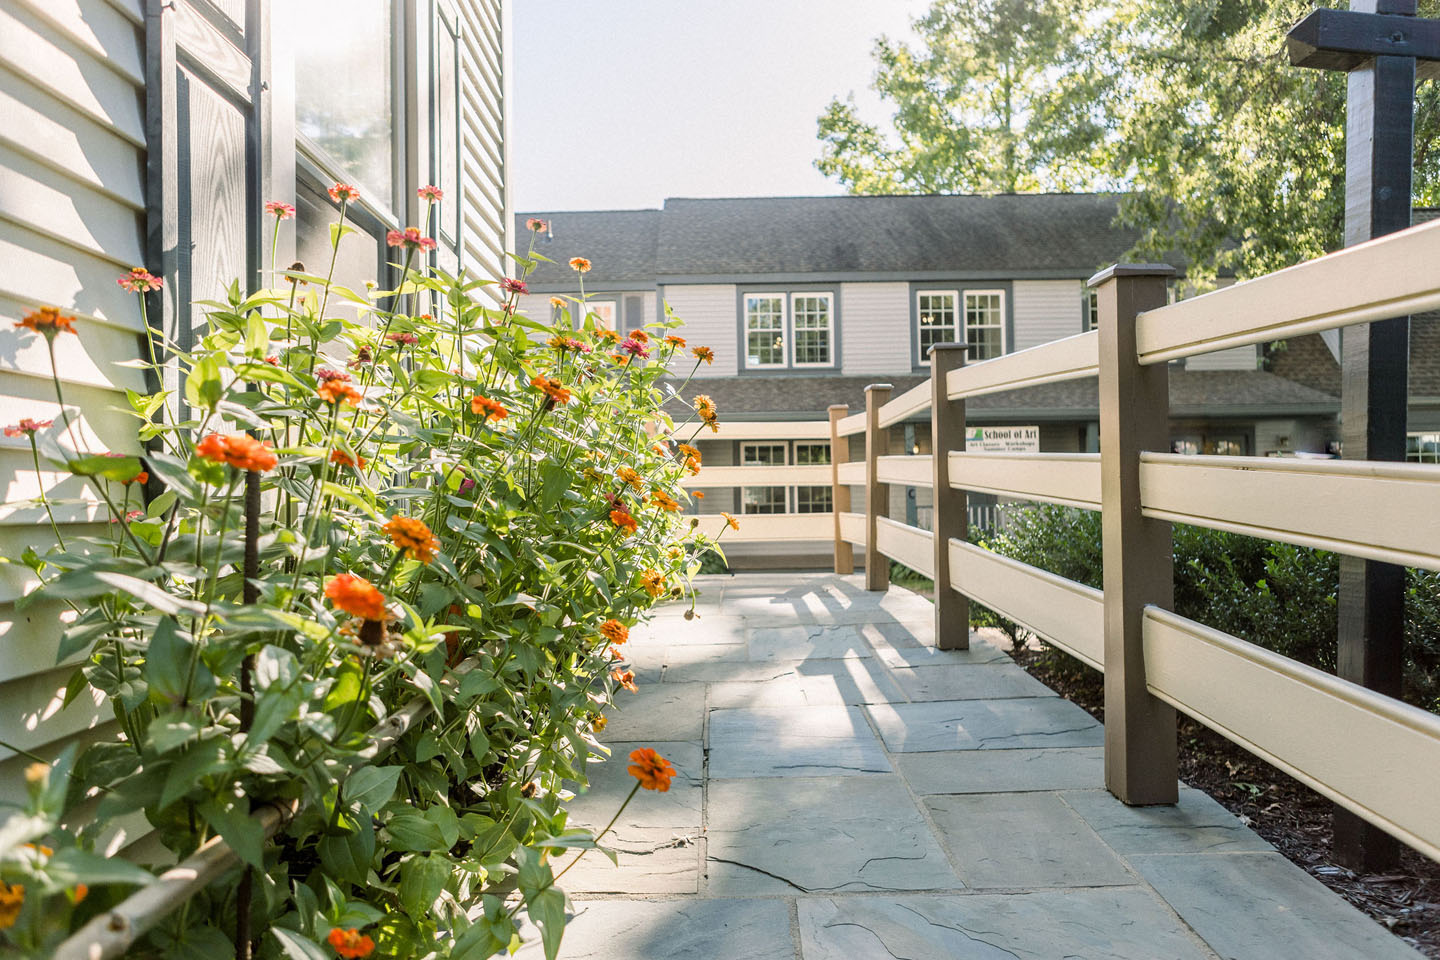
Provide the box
[117,268,163,293]
[459,477,475,493]
[417,185,443,202]
[526,217,548,233]
[619,338,650,358]
[110,510,144,525]
[501,277,528,295]
[265,201,296,219]
[329,183,360,203]
[315,368,352,382]
[386,227,437,252]
[4,418,53,438]
[386,331,419,346]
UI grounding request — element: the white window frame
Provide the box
[1086,289,1099,331]
[1407,432,1440,464]
[794,485,832,514]
[964,289,1007,362]
[740,485,787,514]
[740,442,788,466]
[916,289,960,365]
[587,300,617,330]
[789,292,834,368]
[744,293,787,368]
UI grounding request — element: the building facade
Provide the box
[0,0,511,846]
[516,194,1351,566]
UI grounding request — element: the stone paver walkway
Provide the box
[522,573,1422,960]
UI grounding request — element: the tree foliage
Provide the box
[818,0,1440,282]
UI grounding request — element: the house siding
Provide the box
[0,0,148,810]
[1186,344,1259,371]
[661,284,737,378]
[839,282,910,376]
[1012,279,1083,351]
[457,0,511,294]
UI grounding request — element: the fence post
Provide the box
[1094,263,1177,806]
[828,404,854,576]
[864,383,892,591]
[929,344,969,650]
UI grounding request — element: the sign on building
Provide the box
[965,426,1040,453]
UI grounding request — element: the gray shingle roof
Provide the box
[517,193,1154,284]
[678,370,1338,423]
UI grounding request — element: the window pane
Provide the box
[295,178,380,312]
[964,292,1004,361]
[795,442,830,465]
[588,301,617,330]
[795,486,832,513]
[918,292,958,360]
[745,295,784,366]
[741,486,786,514]
[1086,289,1099,331]
[295,0,395,207]
[792,295,831,365]
[742,443,786,465]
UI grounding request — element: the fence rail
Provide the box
[825,223,1440,856]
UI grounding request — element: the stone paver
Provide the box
[867,697,1105,752]
[707,776,959,893]
[537,573,1420,960]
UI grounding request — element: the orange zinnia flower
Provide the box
[0,882,22,931]
[617,466,643,490]
[600,619,629,644]
[327,927,375,958]
[471,395,508,420]
[610,509,637,534]
[694,491,706,499]
[591,716,607,732]
[650,489,680,512]
[664,334,686,348]
[627,748,676,792]
[325,574,386,621]
[383,515,439,564]
[677,443,701,463]
[529,375,571,406]
[611,668,638,692]
[598,329,622,344]
[627,329,650,344]
[318,380,363,406]
[640,569,665,597]
[549,296,566,308]
[691,345,715,364]
[330,449,367,469]
[721,512,740,531]
[568,257,592,273]
[195,433,278,472]
[15,306,77,338]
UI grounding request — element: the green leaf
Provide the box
[423,804,460,848]
[43,846,155,888]
[528,885,568,960]
[44,569,204,617]
[126,388,167,417]
[199,797,264,868]
[344,766,402,812]
[185,355,224,411]
[539,462,570,511]
[56,617,112,662]
[146,712,201,754]
[385,810,446,852]
[317,821,374,885]
[143,451,201,499]
[247,683,302,748]
[255,645,300,689]
[68,454,142,481]
[330,221,355,251]
[270,927,329,960]
[144,617,191,706]
[146,489,178,519]
[159,739,227,809]
[399,853,450,915]
[323,658,364,713]
[244,312,270,356]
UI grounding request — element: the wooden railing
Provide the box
[826,218,1440,858]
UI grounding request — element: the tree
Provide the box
[819,0,1440,282]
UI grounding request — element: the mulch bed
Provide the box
[1010,641,1440,957]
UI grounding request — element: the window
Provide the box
[741,486,787,514]
[744,294,786,367]
[795,486,832,513]
[432,5,461,250]
[917,291,959,359]
[294,0,400,212]
[1086,289,1099,331]
[741,443,787,466]
[794,442,831,465]
[965,291,1005,361]
[1408,433,1440,463]
[791,294,833,366]
[587,300,617,330]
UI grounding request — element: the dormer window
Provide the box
[741,289,836,369]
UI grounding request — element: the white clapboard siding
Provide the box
[660,284,737,378]
[840,282,911,375]
[0,0,146,797]
[456,0,510,297]
[1185,344,1259,371]
[1011,279,1083,351]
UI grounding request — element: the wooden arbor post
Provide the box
[1094,263,1178,806]
[828,404,854,575]
[929,344,969,650]
[1288,0,1440,871]
[863,384,892,591]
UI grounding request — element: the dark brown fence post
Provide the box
[828,404,854,576]
[1094,263,1178,806]
[864,384,892,591]
[929,344,969,649]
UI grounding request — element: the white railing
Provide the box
[824,219,1440,860]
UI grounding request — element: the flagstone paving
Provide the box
[523,572,1423,960]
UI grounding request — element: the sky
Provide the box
[511,0,930,213]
